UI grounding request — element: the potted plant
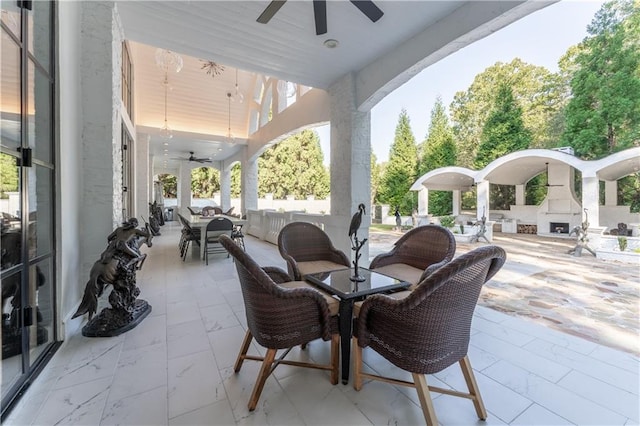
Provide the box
[439,215,455,229]
[618,236,628,252]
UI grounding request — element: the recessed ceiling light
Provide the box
[163,142,169,146]
[218,148,223,151]
[323,39,339,48]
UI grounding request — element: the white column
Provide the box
[418,187,429,215]
[326,73,371,262]
[476,180,490,220]
[452,190,461,216]
[148,154,154,202]
[220,161,231,211]
[178,162,192,210]
[79,2,121,276]
[582,175,600,227]
[135,133,150,219]
[604,180,617,206]
[515,184,525,205]
[242,148,258,214]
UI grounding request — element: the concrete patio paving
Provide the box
[4,223,638,425]
[369,230,640,356]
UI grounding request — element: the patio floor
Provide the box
[5,222,639,425]
[369,230,640,356]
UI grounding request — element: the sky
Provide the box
[316,0,606,165]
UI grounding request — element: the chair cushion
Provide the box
[297,261,349,278]
[278,281,339,316]
[371,264,423,289]
[353,290,412,317]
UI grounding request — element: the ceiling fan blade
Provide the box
[257,0,287,24]
[313,0,327,35]
[350,0,383,22]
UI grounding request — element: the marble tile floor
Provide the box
[5,223,639,425]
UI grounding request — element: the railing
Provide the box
[246,209,332,244]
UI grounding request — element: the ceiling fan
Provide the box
[530,162,564,188]
[175,151,212,164]
[257,0,384,36]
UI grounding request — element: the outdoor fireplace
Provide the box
[550,222,569,234]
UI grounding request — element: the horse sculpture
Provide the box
[72,218,154,336]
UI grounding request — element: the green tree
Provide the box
[157,173,177,198]
[562,0,640,159]
[475,83,532,169]
[191,167,220,198]
[370,151,382,207]
[0,153,18,198]
[230,163,241,198]
[258,129,329,199]
[451,58,565,167]
[475,84,532,210]
[378,109,418,213]
[418,97,457,216]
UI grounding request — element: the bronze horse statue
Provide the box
[72,218,153,323]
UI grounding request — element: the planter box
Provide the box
[596,249,640,264]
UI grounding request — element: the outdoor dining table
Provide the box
[304,268,410,384]
[183,212,247,259]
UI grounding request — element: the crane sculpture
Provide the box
[348,203,367,282]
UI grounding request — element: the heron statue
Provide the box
[348,203,367,282]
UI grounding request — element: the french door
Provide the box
[1,0,57,416]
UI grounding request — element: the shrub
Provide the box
[439,215,455,228]
[617,236,628,252]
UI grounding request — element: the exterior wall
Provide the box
[599,206,640,231]
[56,2,124,335]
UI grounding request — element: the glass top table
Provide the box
[305,268,410,384]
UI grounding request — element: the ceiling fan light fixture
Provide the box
[323,38,339,48]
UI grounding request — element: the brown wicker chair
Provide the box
[201,206,223,216]
[369,224,456,288]
[278,222,350,280]
[219,234,340,411]
[353,245,506,425]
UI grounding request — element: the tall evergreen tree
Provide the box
[378,109,418,213]
[562,0,640,159]
[418,97,457,216]
[475,83,532,210]
[230,163,241,197]
[370,150,382,207]
[157,173,177,198]
[475,83,532,169]
[191,167,220,198]
[258,129,329,199]
[450,58,565,167]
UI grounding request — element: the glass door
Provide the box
[1,0,57,416]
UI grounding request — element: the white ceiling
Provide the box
[115,1,553,171]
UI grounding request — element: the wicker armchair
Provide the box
[278,222,350,280]
[219,235,340,411]
[369,224,456,288]
[201,206,223,216]
[353,245,506,425]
